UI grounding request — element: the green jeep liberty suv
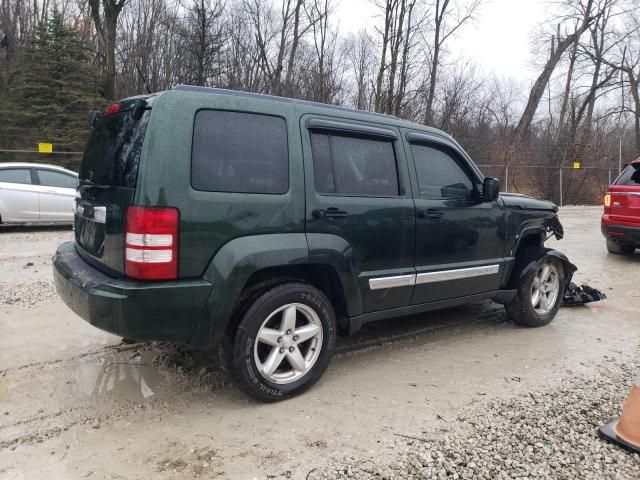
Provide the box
[53,86,575,401]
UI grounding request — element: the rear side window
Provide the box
[191,110,288,194]
[37,169,77,189]
[310,132,399,196]
[80,109,151,188]
[410,143,474,199]
[0,168,31,185]
[615,163,640,186]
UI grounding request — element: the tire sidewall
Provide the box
[231,283,336,401]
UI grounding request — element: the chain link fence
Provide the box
[0,151,620,207]
[478,164,616,206]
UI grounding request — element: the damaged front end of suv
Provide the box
[500,193,605,317]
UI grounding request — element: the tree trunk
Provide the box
[424,0,448,125]
[514,0,595,140]
[374,0,393,113]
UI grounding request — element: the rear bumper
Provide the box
[53,242,213,343]
[601,218,640,245]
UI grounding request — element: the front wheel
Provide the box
[506,257,565,327]
[226,282,336,402]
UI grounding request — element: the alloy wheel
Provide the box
[530,262,560,315]
[253,303,324,384]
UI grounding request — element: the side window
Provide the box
[410,143,474,199]
[615,164,640,186]
[310,132,399,196]
[0,168,31,185]
[37,170,77,189]
[191,110,288,194]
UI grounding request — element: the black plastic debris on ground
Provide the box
[563,282,607,306]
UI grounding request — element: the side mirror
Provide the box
[482,177,500,202]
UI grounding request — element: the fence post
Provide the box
[608,168,612,186]
[505,165,509,192]
[559,168,563,207]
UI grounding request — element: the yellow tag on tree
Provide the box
[38,143,53,153]
[572,162,581,169]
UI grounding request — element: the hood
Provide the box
[499,192,558,212]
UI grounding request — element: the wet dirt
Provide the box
[0,207,639,479]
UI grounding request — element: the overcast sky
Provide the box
[336,0,549,85]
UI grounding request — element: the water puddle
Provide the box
[75,350,167,402]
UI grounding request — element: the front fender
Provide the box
[506,246,577,290]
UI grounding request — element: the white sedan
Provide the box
[0,163,77,224]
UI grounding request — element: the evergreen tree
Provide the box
[2,13,103,153]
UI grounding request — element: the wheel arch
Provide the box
[506,245,577,290]
[188,233,360,349]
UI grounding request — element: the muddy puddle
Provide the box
[74,350,166,402]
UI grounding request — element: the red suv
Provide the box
[602,158,640,255]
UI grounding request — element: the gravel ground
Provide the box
[312,356,640,480]
[0,279,57,306]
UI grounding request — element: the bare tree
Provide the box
[183,0,225,86]
[343,29,376,110]
[514,0,599,140]
[88,0,128,99]
[423,0,481,125]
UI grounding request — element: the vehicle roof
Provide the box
[631,157,640,165]
[0,162,77,174]
[170,85,449,138]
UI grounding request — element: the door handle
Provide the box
[417,209,444,219]
[312,207,348,219]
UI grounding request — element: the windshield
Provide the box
[80,108,151,188]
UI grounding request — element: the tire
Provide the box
[506,257,565,327]
[606,239,635,255]
[225,282,336,402]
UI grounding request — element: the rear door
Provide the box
[609,163,640,224]
[404,131,506,305]
[75,98,152,276]
[302,116,415,313]
[0,168,39,222]
[34,169,77,221]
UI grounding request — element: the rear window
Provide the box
[0,168,31,184]
[191,110,288,194]
[615,163,640,186]
[80,109,151,188]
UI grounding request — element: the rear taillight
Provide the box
[604,193,612,208]
[125,206,179,280]
[103,103,120,116]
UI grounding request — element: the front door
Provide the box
[405,132,506,305]
[302,116,415,314]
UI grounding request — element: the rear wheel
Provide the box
[226,282,335,402]
[506,257,565,327]
[606,239,636,255]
